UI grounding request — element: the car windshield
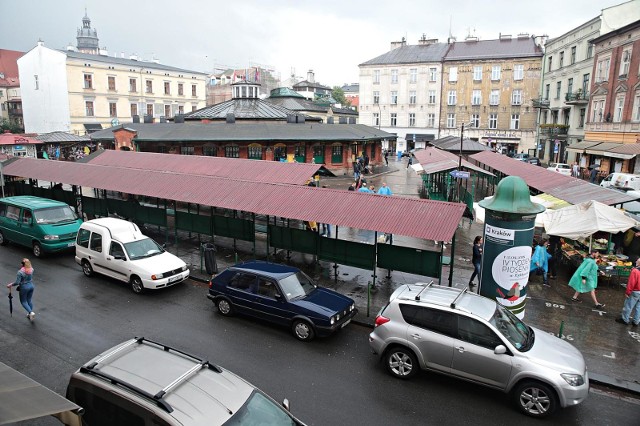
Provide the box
[123,237,164,260]
[223,390,296,426]
[489,304,531,351]
[33,206,78,224]
[278,271,317,301]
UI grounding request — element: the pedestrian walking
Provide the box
[468,236,483,289]
[369,185,375,193]
[357,183,373,193]
[530,239,551,287]
[6,258,36,321]
[572,162,579,178]
[547,235,560,279]
[406,155,413,169]
[384,150,389,166]
[589,167,598,183]
[615,257,640,326]
[377,182,392,195]
[568,250,606,309]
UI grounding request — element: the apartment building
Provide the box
[578,18,640,175]
[18,41,207,135]
[0,49,24,131]
[359,37,449,153]
[439,35,543,155]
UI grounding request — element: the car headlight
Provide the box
[44,235,59,240]
[330,316,335,325]
[181,265,188,272]
[336,314,341,321]
[151,273,164,280]
[350,304,354,312]
[561,373,584,386]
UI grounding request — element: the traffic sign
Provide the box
[450,170,470,179]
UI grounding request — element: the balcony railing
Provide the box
[539,124,569,135]
[564,91,589,104]
[531,97,550,108]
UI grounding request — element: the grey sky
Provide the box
[0,0,626,87]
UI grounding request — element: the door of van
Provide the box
[0,203,22,244]
[87,230,110,276]
[15,209,35,248]
[104,241,130,282]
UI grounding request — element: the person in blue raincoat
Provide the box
[530,239,551,286]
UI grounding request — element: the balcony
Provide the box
[531,97,550,109]
[539,124,569,135]
[564,91,589,105]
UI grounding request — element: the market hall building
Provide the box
[89,81,393,173]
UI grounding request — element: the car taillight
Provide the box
[209,280,213,289]
[374,315,390,327]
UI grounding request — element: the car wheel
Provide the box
[32,242,42,258]
[216,298,233,316]
[384,346,418,379]
[130,276,144,294]
[0,230,6,246]
[81,260,93,277]
[513,380,558,418]
[292,320,315,342]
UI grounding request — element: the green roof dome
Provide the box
[478,176,545,214]
[269,87,304,98]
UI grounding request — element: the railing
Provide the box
[539,125,569,135]
[531,97,550,108]
[564,91,589,103]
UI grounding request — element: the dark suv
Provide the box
[208,261,356,341]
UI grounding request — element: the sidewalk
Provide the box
[156,155,640,396]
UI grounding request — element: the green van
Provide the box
[0,196,83,257]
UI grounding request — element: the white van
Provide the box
[600,173,640,190]
[75,218,189,293]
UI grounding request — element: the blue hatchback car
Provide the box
[207,261,357,341]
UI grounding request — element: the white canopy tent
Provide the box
[542,200,640,240]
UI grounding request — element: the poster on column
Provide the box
[481,220,535,318]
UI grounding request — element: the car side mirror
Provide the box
[282,398,290,412]
[494,345,507,355]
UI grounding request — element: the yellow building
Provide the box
[438,35,544,154]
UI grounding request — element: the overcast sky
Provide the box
[0,0,627,87]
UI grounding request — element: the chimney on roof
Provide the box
[418,34,438,45]
[307,70,315,83]
[499,33,512,40]
[226,113,235,123]
[517,33,530,39]
[465,35,479,42]
[37,39,44,47]
[390,37,407,50]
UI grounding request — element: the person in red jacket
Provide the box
[615,257,640,326]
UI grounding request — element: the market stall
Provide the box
[544,201,640,284]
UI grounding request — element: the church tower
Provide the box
[76,10,99,54]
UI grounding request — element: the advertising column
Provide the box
[478,176,544,318]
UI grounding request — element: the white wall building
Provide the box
[359,37,448,153]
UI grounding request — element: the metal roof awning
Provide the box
[2,157,466,242]
[414,147,494,176]
[81,149,335,183]
[83,123,103,134]
[608,143,640,160]
[469,151,638,206]
[0,362,83,425]
[584,142,625,155]
[566,141,602,152]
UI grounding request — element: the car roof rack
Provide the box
[81,337,227,415]
[450,286,469,309]
[414,281,434,301]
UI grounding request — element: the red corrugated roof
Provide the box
[2,158,465,242]
[0,133,42,146]
[469,151,637,206]
[414,148,494,176]
[83,150,328,184]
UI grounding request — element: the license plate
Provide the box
[67,242,75,247]
[341,319,351,328]
[168,275,181,283]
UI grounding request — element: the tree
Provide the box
[0,118,22,133]
[331,86,351,108]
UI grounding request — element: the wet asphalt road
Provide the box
[1,244,639,426]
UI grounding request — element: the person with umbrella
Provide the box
[589,165,599,184]
[6,258,36,321]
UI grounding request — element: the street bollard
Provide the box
[367,281,372,317]
[558,320,564,338]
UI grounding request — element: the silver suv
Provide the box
[67,337,305,425]
[369,283,589,418]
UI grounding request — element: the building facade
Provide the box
[0,49,24,131]
[438,35,543,155]
[18,41,208,135]
[579,19,640,175]
[359,37,449,153]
